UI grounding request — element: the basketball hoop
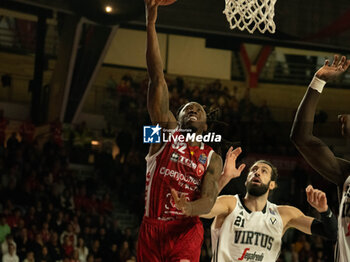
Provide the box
[223,0,277,34]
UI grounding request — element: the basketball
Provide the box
[159,0,177,6]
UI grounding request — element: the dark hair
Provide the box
[253,160,278,181]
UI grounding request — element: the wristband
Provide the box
[309,75,326,93]
[320,207,332,218]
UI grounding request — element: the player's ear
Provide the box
[269,181,276,191]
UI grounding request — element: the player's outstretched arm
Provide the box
[218,147,246,193]
[290,55,350,186]
[280,185,337,241]
[145,0,176,128]
[171,153,223,216]
[200,195,236,219]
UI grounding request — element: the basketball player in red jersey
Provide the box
[137,0,223,261]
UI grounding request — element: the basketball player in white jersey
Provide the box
[172,147,338,261]
[291,55,350,261]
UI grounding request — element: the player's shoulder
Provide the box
[217,194,237,202]
[217,195,237,211]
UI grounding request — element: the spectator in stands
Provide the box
[77,236,89,262]
[80,226,93,249]
[60,223,77,247]
[71,249,80,262]
[316,249,327,262]
[74,186,88,212]
[37,246,53,262]
[98,227,108,251]
[2,242,19,262]
[47,232,63,262]
[32,233,44,259]
[85,194,98,215]
[60,188,75,211]
[90,239,102,262]
[106,243,120,262]
[24,206,36,229]
[86,254,94,262]
[40,222,51,243]
[52,210,65,235]
[23,251,35,262]
[1,234,16,255]
[99,193,113,215]
[6,208,21,230]
[71,215,80,235]
[119,240,131,262]
[62,235,74,258]
[97,215,107,229]
[117,74,133,96]
[122,228,134,249]
[15,228,32,261]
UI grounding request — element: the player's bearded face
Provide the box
[246,180,271,196]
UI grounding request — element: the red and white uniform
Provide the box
[138,129,214,262]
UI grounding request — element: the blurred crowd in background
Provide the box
[0,73,342,262]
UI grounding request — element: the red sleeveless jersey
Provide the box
[144,129,214,220]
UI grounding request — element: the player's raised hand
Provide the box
[306,185,328,213]
[217,147,246,192]
[222,147,246,180]
[171,188,192,216]
[315,55,350,82]
[145,0,162,24]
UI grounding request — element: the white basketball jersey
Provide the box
[336,176,350,262]
[211,195,283,262]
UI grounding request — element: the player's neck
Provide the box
[244,193,268,212]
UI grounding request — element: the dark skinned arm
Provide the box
[290,55,350,186]
[145,0,177,155]
[171,153,223,216]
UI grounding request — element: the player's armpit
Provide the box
[188,153,223,216]
[200,195,236,219]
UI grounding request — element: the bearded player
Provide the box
[291,55,350,261]
[173,147,337,261]
[137,0,223,261]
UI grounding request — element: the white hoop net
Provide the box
[223,0,277,34]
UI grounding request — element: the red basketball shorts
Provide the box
[137,216,204,262]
